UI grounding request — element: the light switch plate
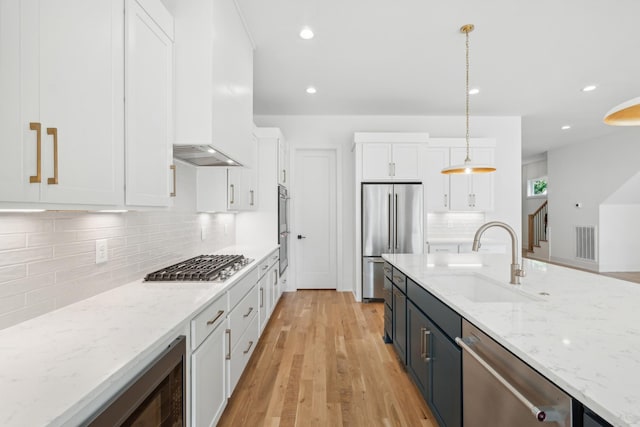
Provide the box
[96,239,108,264]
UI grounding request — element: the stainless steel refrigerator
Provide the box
[362,183,423,299]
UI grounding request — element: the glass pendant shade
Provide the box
[603,97,640,126]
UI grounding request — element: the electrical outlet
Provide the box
[96,239,108,264]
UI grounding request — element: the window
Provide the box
[527,176,547,197]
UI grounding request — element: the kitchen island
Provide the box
[383,252,640,426]
[0,244,278,427]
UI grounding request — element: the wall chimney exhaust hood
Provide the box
[173,145,242,167]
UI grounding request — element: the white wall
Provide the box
[599,205,640,271]
[547,128,640,270]
[0,162,236,330]
[254,115,522,296]
[521,156,547,248]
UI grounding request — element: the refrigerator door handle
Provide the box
[395,194,399,249]
[388,193,392,250]
[368,259,385,263]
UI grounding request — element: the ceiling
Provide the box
[235,0,640,159]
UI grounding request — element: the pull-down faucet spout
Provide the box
[472,221,526,285]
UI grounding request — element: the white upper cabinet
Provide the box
[356,133,428,181]
[0,0,124,206]
[278,135,289,186]
[423,147,451,212]
[361,143,421,180]
[125,0,174,207]
[169,0,255,167]
[449,147,495,211]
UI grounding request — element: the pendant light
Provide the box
[603,97,640,126]
[441,24,496,175]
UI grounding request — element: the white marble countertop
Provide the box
[382,252,640,426]
[0,244,278,427]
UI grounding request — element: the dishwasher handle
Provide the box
[456,336,554,423]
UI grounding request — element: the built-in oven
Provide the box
[83,336,186,427]
[278,185,289,275]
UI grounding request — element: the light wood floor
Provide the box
[218,291,437,427]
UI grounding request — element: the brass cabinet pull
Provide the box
[423,329,432,362]
[46,128,58,185]
[225,329,231,360]
[29,122,42,183]
[170,165,176,197]
[250,189,254,206]
[243,306,254,318]
[260,287,264,308]
[243,340,254,354]
[229,184,235,205]
[206,309,224,325]
[283,169,286,183]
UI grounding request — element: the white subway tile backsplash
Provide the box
[427,212,486,239]
[0,211,235,330]
[0,234,26,251]
[0,247,53,268]
[0,273,56,298]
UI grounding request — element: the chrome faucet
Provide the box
[472,221,526,285]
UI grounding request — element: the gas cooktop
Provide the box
[144,254,252,282]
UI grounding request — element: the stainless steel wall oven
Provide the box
[84,336,186,427]
[278,185,289,275]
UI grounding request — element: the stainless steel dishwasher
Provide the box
[456,320,572,426]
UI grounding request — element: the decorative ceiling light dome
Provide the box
[441,24,496,175]
[603,97,640,126]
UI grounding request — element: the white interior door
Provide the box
[294,149,337,289]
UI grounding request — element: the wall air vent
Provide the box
[173,145,242,167]
[575,225,597,261]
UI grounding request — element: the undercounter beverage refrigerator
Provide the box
[362,183,423,300]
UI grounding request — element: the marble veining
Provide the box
[383,252,640,426]
[0,244,278,427]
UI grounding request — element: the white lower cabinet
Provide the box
[258,272,270,333]
[228,310,259,395]
[191,321,227,427]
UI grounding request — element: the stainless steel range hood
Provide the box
[172,145,242,167]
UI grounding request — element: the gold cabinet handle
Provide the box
[170,164,176,197]
[243,340,254,354]
[225,329,231,360]
[46,128,58,185]
[206,309,224,325]
[230,184,235,205]
[250,189,254,206]
[29,122,42,183]
[243,306,254,318]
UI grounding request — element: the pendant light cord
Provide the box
[465,27,471,163]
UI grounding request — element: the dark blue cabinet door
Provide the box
[430,323,462,427]
[407,301,430,401]
[392,285,407,364]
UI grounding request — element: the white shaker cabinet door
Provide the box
[362,143,392,180]
[0,0,40,203]
[191,322,227,427]
[125,0,174,206]
[391,144,421,180]
[449,147,494,211]
[424,147,450,211]
[38,0,124,205]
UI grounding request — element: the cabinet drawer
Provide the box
[228,309,259,395]
[191,293,228,351]
[228,266,258,310]
[407,278,461,341]
[383,262,393,279]
[391,268,406,293]
[228,284,259,352]
[383,276,393,308]
[267,250,279,267]
[428,243,459,254]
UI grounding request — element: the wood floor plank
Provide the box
[218,290,437,427]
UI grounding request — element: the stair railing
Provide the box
[528,201,548,252]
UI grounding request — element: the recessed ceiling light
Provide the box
[468,88,480,95]
[306,86,317,94]
[299,27,314,40]
[582,85,597,92]
[561,125,571,130]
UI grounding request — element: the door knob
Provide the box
[297,235,306,239]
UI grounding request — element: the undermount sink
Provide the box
[432,274,541,303]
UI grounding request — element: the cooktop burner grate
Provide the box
[144,254,245,281]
